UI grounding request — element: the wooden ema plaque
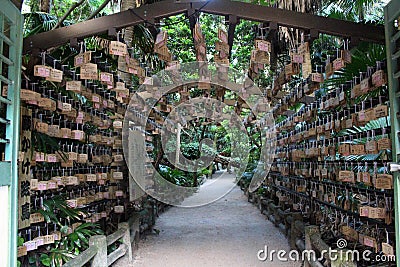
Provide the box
[109,41,127,56]
[80,63,98,80]
[46,69,63,82]
[255,39,271,52]
[34,65,51,77]
[74,51,91,67]
[155,31,167,48]
[18,107,32,229]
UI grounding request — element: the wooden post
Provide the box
[175,123,181,165]
[129,212,140,246]
[304,226,319,267]
[90,235,107,267]
[118,222,132,262]
[289,213,303,250]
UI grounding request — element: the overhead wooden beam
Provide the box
[197,0,384,43]
[23,0,384,53]
[23,1,190,53]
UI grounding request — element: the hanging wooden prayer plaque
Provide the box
[34,65,51,77]
[109,41,127,56]
[382,243,395,256]
[251,49,270,64]
[215,41,229,53]
[20,89,40,102]
[298,42,309,55]
[74,51,91,67]
[291,53,304,64]
[374,105,388,118]
[375,174,393,189]
[338,170,355,183]
[351,83,361,98]
[341,225,358,241]
[377,138,391,150]
[372,70,386,87]
[80,63,98,80]
[333,58,345,71]
[341,50,352,64]
[302,53,312,79]
[325,62,334,78]
[311,73,324,83]
[66,80,81,92]
[18,108,32,229]
[38,98,56,112]
[126,56,139,69]
[46,68,63,83]
[155,31,167,48]
[218,29,228,43]
[365,140,378,154]
[214,54,229,65]
[99,72,114,85]
[255,39,271,52]
[360,78,371,93]
[285,63,299,78]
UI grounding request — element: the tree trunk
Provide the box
[40,0,51,13]
[194,124,208,187]
[87,0,112,20]
[52,0,85,30]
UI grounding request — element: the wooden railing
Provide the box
[63,215,140,267]
[304,226,356,267]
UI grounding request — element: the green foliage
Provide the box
[18,236,25,247]
[323,42,385,88]
[231,20,257,71]
[311,34,341,67]
[25,0,115,22]
[63,223,103,251]
[35,196,83,226]
[199,168,212,176]
[158,165,192,186]
[199,13,221,60]
[131,24,156,55]
[39,248,75,267]
[31,132,68,161]
[321,0,386,22]
[181,142,200,160]
[23,12,69,38]
[257,186,267,196]
[30,197,103,267]
[162,15,196,62]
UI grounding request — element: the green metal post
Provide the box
[0,0,23,266]
[385,1,400,266]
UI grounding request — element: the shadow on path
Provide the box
[115,172,301,267]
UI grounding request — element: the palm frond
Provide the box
[23,12,71,38]
[323,43,385,88]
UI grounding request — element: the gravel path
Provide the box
[115,172,301,267]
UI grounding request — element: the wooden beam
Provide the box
[23,1,190,53]
[23,0,384,53]
[197,0,384,43]
[11,0,22,10]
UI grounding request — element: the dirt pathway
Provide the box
[115,172,301,267]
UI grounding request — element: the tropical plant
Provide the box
[23,12,70,38]
[25,197,103,267]
[321,0,386,22]
[323,42,386,89]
